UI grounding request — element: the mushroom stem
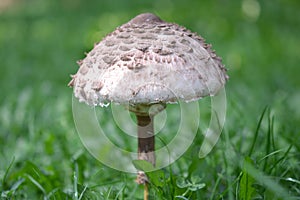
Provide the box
[136,114,155,166]
[144,183,149,200]
[135,113,155,200]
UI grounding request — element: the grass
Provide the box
[1,0,300,199]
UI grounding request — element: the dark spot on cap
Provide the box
[139,34,156,40]
[90,51,95,56]
[121,55,132,61]
[79,66,89,75]
[119,46,130,51]
[187,47,194,53]
[180,39,190,45]
[127,63,145,70]
[117,33,131,39]
[133,29,145,34]
[105,40,115,47]
[103,56,115,64]
[92,81,103,91]
[162,30,175,35]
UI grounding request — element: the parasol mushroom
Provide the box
[69,12,228,199]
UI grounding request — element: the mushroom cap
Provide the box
[69,13,228,106]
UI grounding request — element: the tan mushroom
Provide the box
[69,12,228,199]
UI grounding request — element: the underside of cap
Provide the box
[69,13,228,106]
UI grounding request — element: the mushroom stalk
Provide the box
[135,114,155,200]
[136,114,155,166]
[135,114,155,184]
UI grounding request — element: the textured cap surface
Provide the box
[69,13,228,106]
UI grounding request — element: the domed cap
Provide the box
[69,13,228,106]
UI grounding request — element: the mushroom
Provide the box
[69,13,228,198]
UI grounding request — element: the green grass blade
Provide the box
[73,161,79,200]
[1,156,15,189]
[175,195,189,200]
[114,184,126,200]
[242,160,292,199]
[263,110,272,171]
[25,174,48,200]
[248,106,268,156]
[78,185,88,200]
[269,145,293,174]
[239,157,256,200]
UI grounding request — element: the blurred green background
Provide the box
[0,0,299,199]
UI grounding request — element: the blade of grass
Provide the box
[78,185,87,200]
[25,174,48,200]
[215,175,242,200]
[9,178,25,191]
[209,173,222,200]
[263,109,272,171]
[268,145,293,174]
[239,157,256,200]
[46,188,60,199]
[106,186,113,199]
[223,129,235,200]
[242,160,292,199]
[258,149,284,163]
[127,182,139,200]
[1,156,15,189]
[114,184,125,200]
[175,195,189,200]
[284,177,300,185]
[156,134,174,198]
[270,115,276,155]
[248,106,268,156]
[73,161,79,200]
[1,178,25,198]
